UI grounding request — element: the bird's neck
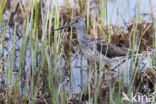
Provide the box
[76,26,88,41]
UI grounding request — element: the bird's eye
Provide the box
[75,19,78,22]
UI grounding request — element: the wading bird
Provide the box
[56,17,134,64]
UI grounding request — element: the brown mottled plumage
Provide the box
[56,17,134,63]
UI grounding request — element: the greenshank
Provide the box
[56,17,133,63]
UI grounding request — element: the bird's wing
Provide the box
[96,40,132,58]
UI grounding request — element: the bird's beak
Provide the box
[55,23,72,31]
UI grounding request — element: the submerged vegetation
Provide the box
[0,0,155,104]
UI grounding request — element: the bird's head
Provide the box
[69,17,86,29]
[55,17,86,30]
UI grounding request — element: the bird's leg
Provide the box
[105,64,110,70]
[111,58,127,70]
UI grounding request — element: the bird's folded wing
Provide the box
[96,40,132,58]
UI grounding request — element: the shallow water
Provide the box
[105,0,156,25]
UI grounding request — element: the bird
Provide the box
[55,17,134,64]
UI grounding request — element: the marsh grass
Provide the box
[0,0,155,104]
[153,19,156,66]
[0,0,7,67]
